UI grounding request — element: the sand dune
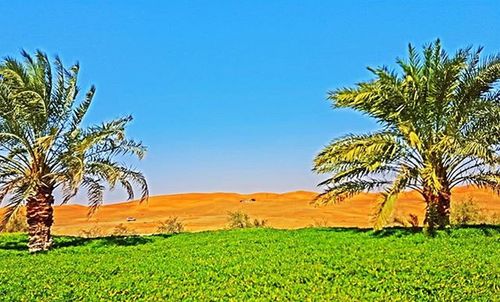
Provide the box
[50,186,500,235]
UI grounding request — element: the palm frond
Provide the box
[372,167,413,230]
[315,40,499,230]
[0,50,148,219]
[314,179,390,205]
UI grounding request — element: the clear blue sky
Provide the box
[1,1,499,200]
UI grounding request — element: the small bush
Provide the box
[157,217,184,234]
[228,211,252,228]
[112,223,135,236]
[3,208,28,233]
[451,197,486,225]
[488,213,500,225]
[79,225,105,238]
[252,218,268,228]
[227,211,267,229]
[309,218,329,228]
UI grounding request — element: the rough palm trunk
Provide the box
[26,185,54,252]
[423,186,451,231]
[436,189,451,228]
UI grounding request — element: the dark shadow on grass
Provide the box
[449,224,500,236]
[306,226,419,237]
[371,226,422,237]
[55,235,153,249]
[371,224,500,237]
[0,235,28,251]
[152,233,175,239]
[0,234,155,251]
[309,226,373,234]
[305,224,500,238]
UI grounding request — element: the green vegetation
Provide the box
[0,51,148,252]
[0,227,498,301]
[314,40,500,231]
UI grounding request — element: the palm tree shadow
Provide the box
[0,235,29,251]
[370,225,500,238]
[58,235,154,248]
[371,226,422,237]
[0,234,157,252]
[312,226,421,237]
[454,224,500,236]
[312,227,373,234]
[312,225,500,237]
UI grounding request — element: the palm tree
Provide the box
[313,40,499,231]
[0,51,148,252]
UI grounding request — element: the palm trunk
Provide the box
[26,185,54,252]
[436,189,451,228]
[423,186,451,231]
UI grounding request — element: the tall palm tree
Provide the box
[313,40,499,231]
[0,51,148,252]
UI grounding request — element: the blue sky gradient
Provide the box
[1,1,499,200]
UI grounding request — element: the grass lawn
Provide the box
[0,227,498,301]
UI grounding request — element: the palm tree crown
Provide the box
[314,40,499,230]
[0,50,148,251]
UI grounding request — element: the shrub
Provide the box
[228,211,252,228]
[252,218,268,228]
[227,211,267,229]
[157,217,184,234]
[3,208,28,233]
[310,218,329,228]
[488,213,500,225]
[79,225,105,238]
[451,197,486,225]
[112,223,135,236]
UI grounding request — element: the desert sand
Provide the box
[50,186,500,235]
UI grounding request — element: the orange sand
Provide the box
[51,186,500,235]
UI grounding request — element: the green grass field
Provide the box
[1,227,499,301]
